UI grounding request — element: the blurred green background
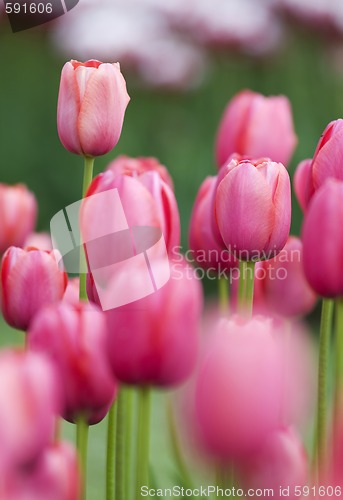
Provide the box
[0,13,342,500]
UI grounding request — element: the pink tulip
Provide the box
[57,59,130,157]
[83,164,180,256]
[239,427,308,499]
[24,232,52,251]
[0,183,37,254]
[62,277,80,306]
[105,257,203,386]
[302,179,343,298]
[293,159,313,212]
[106,155,174,189]
[0,350,60,470]
[193,316,284,460]
[0,247,67,331]
[215,90,297,168]
[28,301,117,424]
[2,442,79,500]
[258,236,317,317]
[215,158,291,261]
[189,176,237,271]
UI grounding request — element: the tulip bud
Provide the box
[302,179,343,298]
[57,59,130,157]
[215,158,291,261]
[0,350,60,470]
[0,183,37,255]
[107,155,174,189]
[215,90,297,168]
[258,236,317,317]
[28,301,118,424]
[189,176,237,272]
[239,427,308,498]
[105,258,203,386]
[0,247,67,331]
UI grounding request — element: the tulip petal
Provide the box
[312,128,343,189]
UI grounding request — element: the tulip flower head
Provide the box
[215,157,291,261]
[57,59,130,157]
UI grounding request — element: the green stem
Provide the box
[167,398,193,490]
[116,389,126,500]
[135,386,151,500]
[124,388,134,500]
[245,261,255,317]
[237,260,247,312]
[76,416,89,500]
[218,276,229,313]
[79,156,94,301]
[106,401,117,500]
[315,298,334,476]
[334,299,343,433]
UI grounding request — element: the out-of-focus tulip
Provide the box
[24,232,52,251]
[0,184,37,255]
[258,236,317,317]
[293,159,313,212]
[239,427,308,499]
[105,258,203,386]
[0,247,67,331]
[2,442,79,500]
[215,90,297,168]
[57,59,130,157]
[28,301,117,424]
[62,278,80,306]
[0,350,60,470]
[192,316,311,460]
[215,158,291,261]
[189,176,237,272]
[106,155,174,189]
[302,179,343,298]
[83,164,180,256]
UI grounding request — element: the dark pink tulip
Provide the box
[3,442,79,500]
[239,427,308,499]
[194,316,285,460]
[0,350,60,470]
[0,247,67,331]
[215,158,291,261]
[0,183,37,254]
[28,301,117,424]
[57,59,130,157]
[105,258,203,386]
[302,179,343,298]
[258,236,317,317]
[293,159,313,212]
[189,176,237,271]
[215,90,297,168]
[106,155,174,189]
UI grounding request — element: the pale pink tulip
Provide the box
[107,155,174,189]
[0,184,37,254]
[215,90,297,168]
[0,247,67,331]
[215,158,291,261]
[24,232,52,251]
[57,59,130,157]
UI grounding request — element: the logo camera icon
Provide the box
[4,0,79,33]
[50,189,171,311]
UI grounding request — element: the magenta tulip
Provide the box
[57,59,130,157]
[215,90,297,168]
[239,427,308,499]
[258,236,317,317]
[28,301,117,424]
[215,158,291,261]
[189,176,237,271]
[193,316,285,460]
[105,257,203,386]
[0,183,37,254]
[302,179,343,298]
[0,350,60,470]
[106,155,174,189]
[0,247,67,331]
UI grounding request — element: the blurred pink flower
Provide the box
[24,232,52,251]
